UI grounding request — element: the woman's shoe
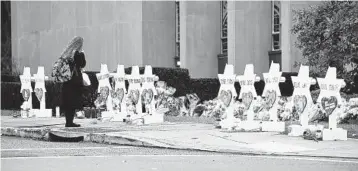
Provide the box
[65,123,81,127]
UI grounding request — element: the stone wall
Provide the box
[227,1,272,77]
[179,1,221,78]
[9,1,325,78]
[11,1,175,75]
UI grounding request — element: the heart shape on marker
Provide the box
[116,88,125,103]
[142,89,154,104]
[110,88,125,111]
[22,89,30,101]
[265,90,277,109]
[34,88,44,102]
[99,87,109,102]
[321,96,338,116]
[293,95,308,114]
[242,92,254,110]
[130,90,140,105]
[219,90,232,107]
[110,89,117,99]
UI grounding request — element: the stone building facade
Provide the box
[3,1,321,78]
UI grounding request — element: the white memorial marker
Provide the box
[218,64,239,130]
[288,65,323,136]
[32,66,52,118]
[261,62,286,132]
[236,64,261,130]
[110,65,128,121]
[141,65,162,124]
[317,67,347,141]
[96,64,114,118]
[19,67,33,118]
[126,66,143,119]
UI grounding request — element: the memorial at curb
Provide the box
[16,63,353,141]
[288,65,323,137]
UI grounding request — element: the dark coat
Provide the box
[61,61,84,110]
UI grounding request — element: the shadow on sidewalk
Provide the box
[48,132,84,142]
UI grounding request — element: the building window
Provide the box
[220,1,228,54]
[272,1,281,51]
[175,1,180,58]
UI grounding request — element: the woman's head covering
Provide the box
[60,36,84,59]
[74,51,86,68]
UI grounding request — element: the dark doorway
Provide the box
[1,1,12,75]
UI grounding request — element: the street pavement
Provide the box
[2,136,358,171]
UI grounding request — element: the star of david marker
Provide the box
[20,67,33,111]
[262,61,285,121]
[96,64,113,111]
[236,64,260,121]
[126,66,143,115]
[110,65,127,113]
[141,65,159,114]
[291,65,317,126]
[31,66,52,118]
[317,67,345,130]
[33,66,48,110]
[218,64,238,122]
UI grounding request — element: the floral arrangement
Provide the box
[200,99,226,118]
[20,101,31,112]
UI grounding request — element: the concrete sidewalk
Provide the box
[2,116,358,159]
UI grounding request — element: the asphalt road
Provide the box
[2,136,358,171]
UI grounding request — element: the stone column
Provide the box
[281,1,292,72]
[180,1,221,78]
[11,1,176,73]
[226,1,271,75]
[142,1,176,68]
[227,0,236,66]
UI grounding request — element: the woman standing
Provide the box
[61,51,86,127]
